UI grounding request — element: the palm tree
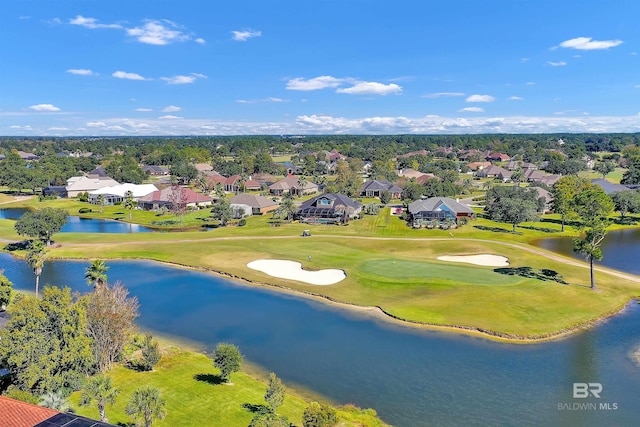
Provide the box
[124,190,136,220]
[279,194,296,220]
[26,240,46,298]
[79,375,119,423]
[97,194,105,214]
[126,386,166,427]
[85,259,109,288]
[296,175,307,196]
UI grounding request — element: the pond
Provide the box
[0,208,154,233]
[532,228,640,275]
[2,253,639,427]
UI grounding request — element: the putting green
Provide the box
[360,259,523,285]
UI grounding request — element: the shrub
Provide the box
[79,208,92,214]
[238,218,247,226]
[140,333,161,371]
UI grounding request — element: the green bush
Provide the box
[78,208,92,214]
[238,218,247,226]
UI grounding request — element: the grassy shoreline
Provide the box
[2,196,640,343]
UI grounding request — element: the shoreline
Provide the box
[12,251,639,345]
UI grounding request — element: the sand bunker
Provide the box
[436,254,509,267]
[247,260,346,285]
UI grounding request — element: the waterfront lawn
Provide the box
[69,347,386,427]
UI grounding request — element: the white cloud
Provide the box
[66,68,96,76]
[69,15,122,29]
[232,30,261,41]
[195,38,206,45]
[526,81,536,86]
[547,61,567,66]
[161,73,207,84]
[161,75,196,84]
[336,82,402,95]
[635,84,640,89]
[558,37,623,50]
[112,71,147,80]
[466,94,495,103]
[135,108,153,112]
[126,20,190,45]
[286,76,344,91]
[159,115,182,119]
[162,106,182,112]
[48,127,68,131]
[422,92,465,98]
[28,104,60,112]
[86,121,107,127]
[521,57,530,62]
[458,107,484,113]
[236,97,288,104]
[508,96,524,100]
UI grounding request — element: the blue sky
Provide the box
[1,0,639,135]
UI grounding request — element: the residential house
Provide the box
[396,168,424,179]
[416,173,439,185]
[536,174,562,186]
[195,163,213,173]
[467,161,492,171]
[230,194,278,215]
[359,179,403,199]
[65,175,120,198]
[244,178,262,191]
[0,154,5,160]
[476,165,510,179]
[408,197,475,226]
[269,176,318,196]
[507,160,538,171]
[530,187,554,212]
[224,175,242,192]
[296,193,362,223]
[17,150,39,160]
[138,186,212,210]
[88,183,158,205]
[0,395,116,427]
[142,165,170,176]
[486,152,511,162]
[398,149,429,159]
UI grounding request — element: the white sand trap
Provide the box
[247,260,346,285]
[437,254,509,267]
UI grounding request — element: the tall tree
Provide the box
[594,161,615,179]
[277,193,296,220]
[211,198,233,226]
[610,190,640,218]
[26,240,47,298]
[84,281,139,372]
[212,343,242,382]
[106,155,147,184]
[0,287,94,395]
[264,372,285,414]
[167,184,188,223]
[14,207,68,245]
[551,176,591,232]
[97,194,105,214]
[140,333,161,371]
[169,160,198,185]
[0,274,13,310]
[125,386,166,427]
[572,188,615,290]
[621,155,640,185]
[485,186,540,232]
[85,259,109,288]
[79,375,119,423]
[124,190,136,219]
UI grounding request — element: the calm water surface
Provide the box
[1,253,638,426]
[0,208,154,233]
[533,228,640,275]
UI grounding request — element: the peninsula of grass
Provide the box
[68,345,387,427]
[2,197,640,340]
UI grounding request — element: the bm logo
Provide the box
[573,383,602,398]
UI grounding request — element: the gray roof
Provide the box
[229,194,277,209]
[590,178,633,195]
[299,193,361,210]
[360,179,402,193]
[408,197,474,215]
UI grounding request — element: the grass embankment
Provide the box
[68,346,386,427]
[2,198,640,339]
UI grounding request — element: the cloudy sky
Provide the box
[1,0,639,136]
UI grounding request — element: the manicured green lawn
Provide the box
[360,259,521,285]
[68,347,386,427]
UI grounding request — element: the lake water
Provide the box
[0,208,154,233]
[532,228,640,275]
[2,253,639,427]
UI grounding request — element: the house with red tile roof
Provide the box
[138,186,212,210]
[0,396,116,427]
